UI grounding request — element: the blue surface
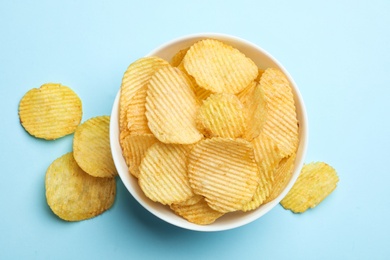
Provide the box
[1,1,389,259]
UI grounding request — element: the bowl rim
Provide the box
[110,33,308,232]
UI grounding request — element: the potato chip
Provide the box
[196,93,246,138]
[138,142,194,205]
[45,152,116,221]
[18,83,82,140]
[242,134,282,211]
[188,138,259,213]
[145,66,202,144]
[177,62,212,101]
[119,56,169,131]
[260,68,299,157]
[170,47,190,67]
[73,116,117,178]
[264,153,296,203]
[120,134,158,178]
[281,162,339,213]
[125,84,152,135]
[170,197,224,225]
[238,82,267,140]
[183,39,258,94]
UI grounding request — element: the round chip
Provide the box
[119,56,169,131]
[196,93,246,138]
[188,138,259,213]
[73,116,117,178]
[260,68,299,157]
[183,39,258,94]
[280,162,339,213]
[18,83,82,140]
[237,82,267,140]
[125,84,152,135]
[120,134,158,178]
[242,134,282,211]
[170,197,224,225]
[264,153,296,203]
[145,66,203,144]
[138,142,194,205]
[45,152,116,221]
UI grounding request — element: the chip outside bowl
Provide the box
[110,33,308,232]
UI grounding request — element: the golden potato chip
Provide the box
[238,82,267,140]
[183,39,258,94]
[120,134,158,178]
[73,116,117,178]
[260,68,299,157]
[196,93,246,138]
[125,84,152,135]
[170,197,224,225]
[45,152,116,221]
[188,138,259,213]
[170,47,189,67]
[138,142,194,205]
[119,56,169,131]
[18,83,82,140]
[281,162,339,213]
[177,62,212,101]
[242,134,282,211]
[145,66,203,144]
[264,153,296,203]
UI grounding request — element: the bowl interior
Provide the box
[110,33,308,232]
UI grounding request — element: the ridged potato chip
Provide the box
[242,134,282,211]
[170,47,190,67]
[264,153,296,203]
[73,116,117,178]
[238,82,267,140]
[120,134,158,178]
[145,66,202,144]
[183,39,258,94]
[125,84,152,135]
[281,162,339,213]
[260,68,299,157]
[45,152,116,221]
[18,83,82,140]
[196,93,246,138]
[188,138,259,213]
[119,56,169,131]
[138,142,194,205]
[170,197,224,225]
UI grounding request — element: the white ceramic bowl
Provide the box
[110,33,308,232]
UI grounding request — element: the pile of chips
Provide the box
[119,39,303,225]
[19,83,117,221]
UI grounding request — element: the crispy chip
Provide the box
[18,83,82,140]
[138,143,194,205]
[45,152,116,221]
[238,82,267,140]
[73,116,117,178]
[170,197,224,225]
[121,134,158,178]
[119,56,169,131]
[170,47,190,67]
[177,62,213,101]
[188,138,259,213]
[183,39,258,94]
[242,134,282,211]
[125,84,152,135]
[264,153,296,203]
[196,93,246,138]
[260,68,299,157]
[280,162,339,213]
[145,66,202,144]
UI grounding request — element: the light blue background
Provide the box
[1,1,389,259]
